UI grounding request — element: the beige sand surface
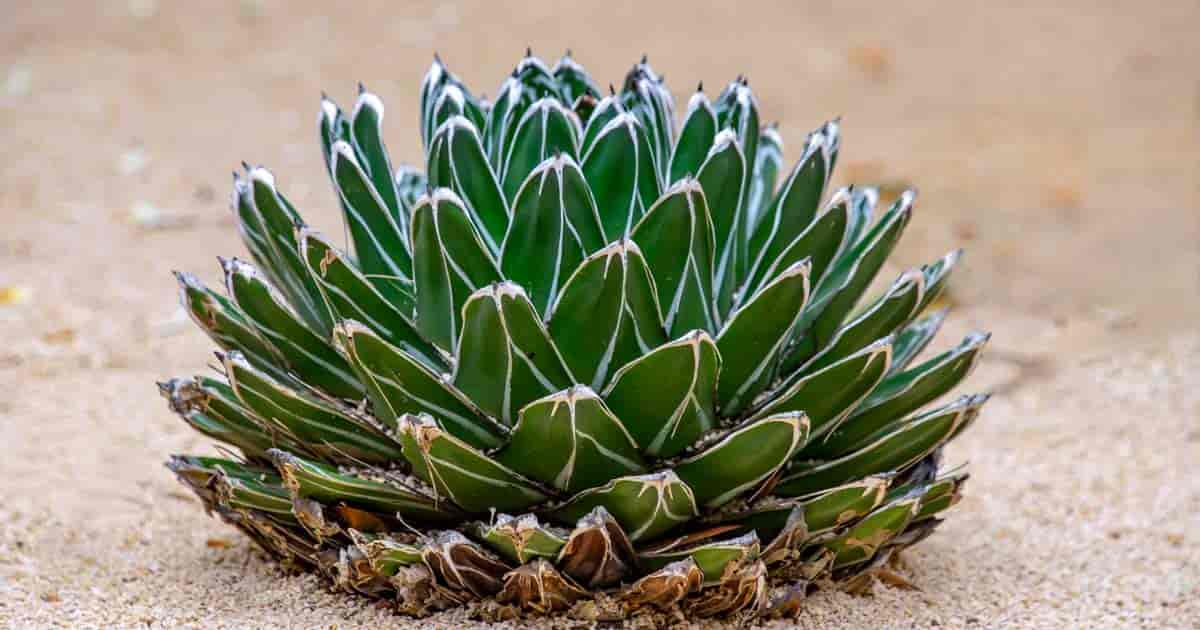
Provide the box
[1,2,1197,628]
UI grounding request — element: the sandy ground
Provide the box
[1,1,1198,628]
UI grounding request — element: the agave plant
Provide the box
[161,50,989,621]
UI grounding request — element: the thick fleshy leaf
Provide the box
[917,249,963,312]
[393,165,426,212]
[551,471,698,542]
[427,116,510,255]
[234,168,332,335]
[784,191,915,370]
[580,94,623,156]
[496,386,645,494]
[581,112,642,240]
[174,272,288,382]
[409,189,502,352]
[631,117,664,218]
[804,268,926,374]
[334,321,506,449]
[484,76,535,166]
[500,98,581,202]
[471,514,568,565]
[713,79,760,179]
[752,337,892,441]
[709,475,891,537]
[299,229,442,369]
[745,123,837,291]
[697,130,748,316]
[630,179,718,337]
[552,52,601,104]
[350,89,405,234]
[548,240,667,390]
[420,55,486,148]
[500,154,606,317]
[825,494,921,569]
[621,60,674,179]
[639,532,759,584]
[511,53,563,100]
[209,466,297,523]
[602,331,719,458]
[159,376,286,460]
[913,472,969,521]
[397,413,547,513]
[716,259,812,415]
[778,394,987,496]
[745,123,783,232]
[330,141,413,285]
[889,307,948,375]
[674,412,809,508]
[742,187,852,302]
[556,506,637,588]
[811,333,988,458]
[221,352,403,464]
[452,282,574,426]
[222,257,361,399]
[268,450,452,522]
[319,95,345,175]
[668,89,717,184]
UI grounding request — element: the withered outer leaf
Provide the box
[496,558,588,613]
[619,558,703,611]
[556,506,637,589]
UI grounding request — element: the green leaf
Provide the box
[548,240,667,390]
[496,386,644,495]
[639,532,759,584]
[552,53,601,108]
[581,112,642,240]
[811,332,989,458]
[708,475,890,538]
[668,89,717,184]
[913,472,969,521]
[299,229,444,370]
[889,308,948,376]
[427,116,510,256]
[330,141,414,286]
[551,471,698,542]
[580,94,623,156]
[917,249,963,312]
[716,259,812,416]
[319,95,344,175]
[630,180,718,337]
[602,331,720,458]
[674,412,809,508]
[174,272,288,382]
[159,376,284,460]
[409,189,503,352]
[780,190,913,372]
[499,155,606,317]
[452,282,575,426]
[471,513,568,565]
[500,98,581,203]
[334,321,506,449]
[420,55,486,148]
[222,257,362,399]
[804,268,927,374]
[221,352,404,464]
[741,186,852,302]
[484,76,534,165]
[745,124,837,292]
[631,117,664,219]
[751,337,892,441]
[397,413,548,513]
[214,473,298,523]
[745,124,783,233]
[777,394,987,497]
[714,79,760,210]
[350,88,405,236]
[824,494,920,569]
[235,168,333,335]
[357,534,424,575]
[269,449,454,522]
[697,130,748,317]
[621,61,674,179]
[393,165,426,212]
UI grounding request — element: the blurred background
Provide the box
[1,2,1197,627]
